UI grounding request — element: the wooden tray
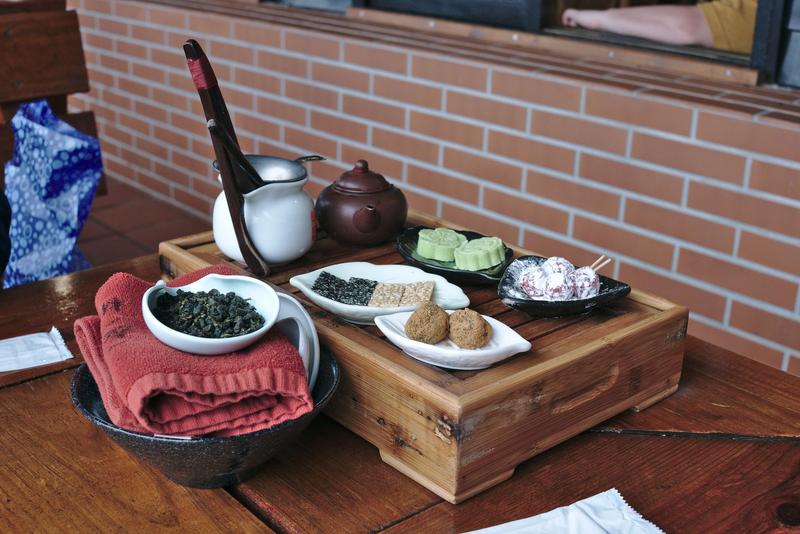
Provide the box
[159,212,688,503]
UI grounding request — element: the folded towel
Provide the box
[74,265,313,437]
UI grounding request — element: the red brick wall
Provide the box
[67,0,800,374]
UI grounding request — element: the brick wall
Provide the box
[67,0,800,374]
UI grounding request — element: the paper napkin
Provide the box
[464,488,664,534]
[0,326,73,372]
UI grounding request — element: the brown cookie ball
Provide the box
[448,309,492,349]
[404,301,449,345]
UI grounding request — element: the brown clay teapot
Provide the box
[316,160,407,246]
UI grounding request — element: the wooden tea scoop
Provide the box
[207,117,263,189]
[183,39,261,194]
[208,119,269,277]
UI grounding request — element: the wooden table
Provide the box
[1,256,799,533]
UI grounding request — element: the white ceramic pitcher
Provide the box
[212,155,319,265]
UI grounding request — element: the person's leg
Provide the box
[562,5,713,48]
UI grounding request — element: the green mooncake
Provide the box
[453,237,505,271]
[417,228,468,262]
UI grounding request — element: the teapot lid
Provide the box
[334,160,392,194]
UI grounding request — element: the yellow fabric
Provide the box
[698,0,758,54]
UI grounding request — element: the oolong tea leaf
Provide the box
[153,288,265,338]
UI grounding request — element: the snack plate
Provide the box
[375,310,531,370]
[289,262,470,325]
[396,226,514,285]
[498,255,631,317]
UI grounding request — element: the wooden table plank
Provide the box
[383,433,800,534]
[601,337,800,439]
[233,416,440,533]
[0,255,162,388]
[0,371,271,533]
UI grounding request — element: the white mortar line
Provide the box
[671,246,680,272]
[691,313,793,356]
[579,86,586,115]
[680,176,689,208]
[722,298,732,325]
[795,286,800,315]
[624,129,633,158]
[742,157,753,189]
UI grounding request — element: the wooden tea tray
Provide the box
[159,212,688,504]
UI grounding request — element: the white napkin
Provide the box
[0,326,73,372]
[464,488,664,534]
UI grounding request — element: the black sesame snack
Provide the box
[152,288,265,338]
[311,271,348,301]
[339,277,379,306]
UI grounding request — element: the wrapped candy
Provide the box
[520,265,548,298]
[572,266,600,299]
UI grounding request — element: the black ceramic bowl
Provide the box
[498,256,631,317]
[70,348,339,488]
[396,225,514,285]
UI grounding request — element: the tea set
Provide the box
[71,39,631,491]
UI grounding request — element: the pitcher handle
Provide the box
[295,154,326,163]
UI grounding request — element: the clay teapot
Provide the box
[316,160,407,246]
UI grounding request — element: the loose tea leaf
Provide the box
[153,288,265,338]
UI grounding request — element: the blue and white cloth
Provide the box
[2,100,102,288]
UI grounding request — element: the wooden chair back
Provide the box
[0,0,104,193]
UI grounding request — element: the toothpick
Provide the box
[594,258,612,272]
[590,255,607,271]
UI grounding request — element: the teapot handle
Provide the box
[295,155,326,163]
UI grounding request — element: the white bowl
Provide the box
[374,310,532,370]
[289,262,470,325]
[142,274,319,390]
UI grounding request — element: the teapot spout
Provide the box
[353,205,381,234]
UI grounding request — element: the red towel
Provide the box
[74,265,313,437]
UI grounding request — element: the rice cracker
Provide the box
[398,281,435,306]
[368,283,405,307]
